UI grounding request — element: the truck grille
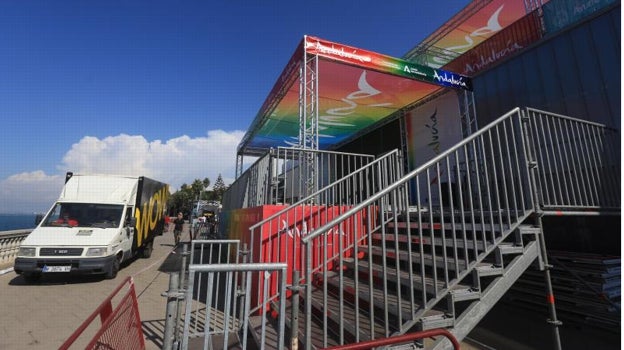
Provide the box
[39,248,83,256]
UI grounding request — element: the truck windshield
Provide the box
[42,203,124,228]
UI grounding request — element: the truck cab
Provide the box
[14,173,168,282]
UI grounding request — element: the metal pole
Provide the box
[522,109,562,350]
[290,270,300,350]
[180,243,189,280]
[237,243,249,330]
[163,272,180,350]
[173,244,190,349]
[536,215,563,350]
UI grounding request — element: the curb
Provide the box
[0,267,14,276]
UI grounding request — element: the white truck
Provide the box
[14,172,169,282]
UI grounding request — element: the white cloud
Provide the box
[0,130,245,213]
[61,130,246,190]
[0,171,65,213]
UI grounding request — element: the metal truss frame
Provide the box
[298,50,320,198]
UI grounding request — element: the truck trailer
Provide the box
[14,172,170,281]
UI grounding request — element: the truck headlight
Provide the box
[18,247,36,257]
[86,247,108,256]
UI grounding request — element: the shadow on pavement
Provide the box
[8,272,108,286]
[158,242,188,273]
[142,318,166,349]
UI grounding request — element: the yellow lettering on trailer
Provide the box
[148,196,157,230]
[135,207,143,247]
[134,184,170,248]
[136,204,152,247]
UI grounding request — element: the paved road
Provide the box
[0,224,192,350]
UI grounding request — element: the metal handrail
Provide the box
[271,147,376,205]
[178,107,620,349]
[246,149,403,312]
[222,150,273,211]
[223,147,375,211]
[302,107,621,244]
[321,328,461,350]
[302,107,526,245]
[524,107,620,211]
[297,107,534,347]
[249,149,401,232]
[295,107,618,348]
[181,262,288,350]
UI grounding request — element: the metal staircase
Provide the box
[290,214,543,349]
[179,107,620,349]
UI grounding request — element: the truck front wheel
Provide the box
[105,255,121,279]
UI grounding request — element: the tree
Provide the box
[168,178,211,217]
[168,183,194,216]
[212,174,228,202]
[191,178,210,200]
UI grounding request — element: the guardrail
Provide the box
[59,276,145,350]
[247,149,403,311]
[181,261,288,350]
[0,229,31,268]
[223,147,375,211]
[321,328,461,350]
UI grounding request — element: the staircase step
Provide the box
[248,315,281,350]
[518,225,541,235]
[419,309,455,330]
[498,243,525,255]
[476,263,504,277]
[387,221,510,233]
[321,272,416,324]
[270,298,340,349]
[450,286,481,302]
[402,208,515,220]
[343,258,471,296]
[371,232,488,251]
[344,257,441,292]
[308,287,390,342]
[435,240,540,347]
[358,244,469,272]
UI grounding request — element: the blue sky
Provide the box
[0,0,471,213]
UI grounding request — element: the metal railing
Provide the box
[223,151,273,211]
[0,230,31,268]
[524,108,620,213]
[321,328,461,350]
[181,107,620,349]
[223,147,375,211]
[295,107,619,347]
[180,240,242,345]
[246,149,403,310]
[181,261,288,350]
[271,147,376,205]
[60,276,144,350]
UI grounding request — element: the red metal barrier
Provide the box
[59,276,145,350]
[321,328,461,350]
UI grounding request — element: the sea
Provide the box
[0,213,38,231]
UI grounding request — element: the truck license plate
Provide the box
[42,265,71,273]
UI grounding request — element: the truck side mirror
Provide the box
[35,213,44,225]
[127,217,137,227]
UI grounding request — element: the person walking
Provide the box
[164,213,171,233]
[173,212,184,245]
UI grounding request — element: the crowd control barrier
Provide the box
[59,276,145,350]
